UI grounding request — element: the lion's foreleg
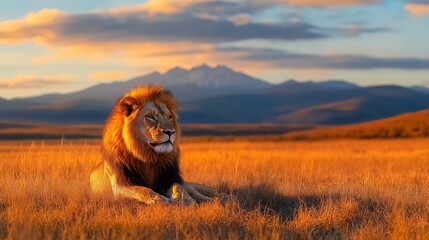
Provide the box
[105,162,170,205]
[183,184,214,203]
[165,183,196,206]
[183,182,231,203]
[113,185,171,205]
[184,182,217,198]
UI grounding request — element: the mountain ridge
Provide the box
[11,64,271,103]
[2,65,429,126]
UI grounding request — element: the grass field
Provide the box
[0,139,428,239]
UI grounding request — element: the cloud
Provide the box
[405,3,429,16]
[0,75,72,88]
[218,47,429,70]
[0,2,390,75]
[105,0,380,17]
[284,0,379,7]
[0,1,389,74]
[228,13,251,26]
[185,0,380,11]
[106,0,210,15]
[0,9,64,44]
[338,24,387,36]
[0,0,387,48]
[183,1,257,18]
[0,8,327,46]
[90,71,129,81]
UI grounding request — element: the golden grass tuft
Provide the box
[0,139,428,239]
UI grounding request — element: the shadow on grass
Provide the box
[222,182,388,238]
[226,183,323,221]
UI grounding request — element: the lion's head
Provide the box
[102,85,180,164]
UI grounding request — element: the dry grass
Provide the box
[284,109,429,140]
[0,139,428,239]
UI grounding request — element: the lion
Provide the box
[90,85,218,205]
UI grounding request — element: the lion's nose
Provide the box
[162,130,175,137]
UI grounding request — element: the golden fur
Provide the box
[90,85,219,205]
[103,85,180,165]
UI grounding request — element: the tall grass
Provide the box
[0,139,428,239]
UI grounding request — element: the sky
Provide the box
[0,0,429,99]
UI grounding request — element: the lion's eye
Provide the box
[168,115,173,121]
[146,115,155,121]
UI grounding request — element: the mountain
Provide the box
[2,65,429,126]
[1,65,272,123]
[160,65,270,88]
[278,86,429,124]
[0,98,6,105]
[12,65,271,104]
[3,99,112,124]
[179,84,429,124]
[281,79,360,89]
[282,109,429,140]
[410,86,429,94]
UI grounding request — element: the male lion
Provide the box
[90,85,218,205]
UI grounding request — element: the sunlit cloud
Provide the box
[141,0,211,15]
[0,75,73,88]
[219,47,429,69]
[283,0,379,7]
[0,8,326,46]
[228,13,251,26]
[33,42,214,71]
[0,9,64,44]
[406,3,429,16]
[0,4,337,73]
[0,1,389,73]
[90,71,129,81]
[340,24,385,36]
[104,0,210,15]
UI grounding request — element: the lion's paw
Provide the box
[170,196,196,206]
[149,195,171,205]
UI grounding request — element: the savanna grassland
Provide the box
[0,139,428,239]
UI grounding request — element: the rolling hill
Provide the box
[0,121,310,140]
[1,109,429,140]
[283,109,429,140]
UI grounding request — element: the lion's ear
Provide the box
[120,96,138,117]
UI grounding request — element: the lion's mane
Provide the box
[101,85,183,194]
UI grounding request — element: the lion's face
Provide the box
[138,101,177,153]
[119,91,180,158]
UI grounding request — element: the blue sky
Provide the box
[0,0,428,99]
